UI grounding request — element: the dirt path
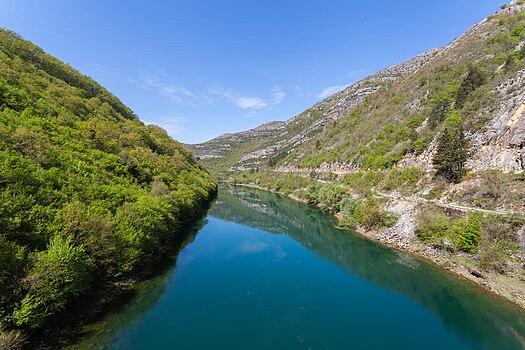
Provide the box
[274,168,524,218]
[375,192,525,219]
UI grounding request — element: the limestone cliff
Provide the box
[189,2,525,175]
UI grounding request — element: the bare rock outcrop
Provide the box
[468,70,525,172]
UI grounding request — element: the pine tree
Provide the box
[455,65,486,108]
[432,111,469,183]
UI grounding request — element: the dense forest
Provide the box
[0,28,216,346]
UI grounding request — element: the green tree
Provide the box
[455,65,486,108]
[13,236,93,328]
[432,111,469,183]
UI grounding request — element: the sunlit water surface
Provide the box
[69,186,525,350]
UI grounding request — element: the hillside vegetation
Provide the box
[190,2,525,309]
[191,3,525,174]
[0,28,216,346]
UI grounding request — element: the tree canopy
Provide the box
[0,28,216,335]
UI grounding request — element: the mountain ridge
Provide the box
[189,2,525,175]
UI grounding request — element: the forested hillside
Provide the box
[0,28,216,346]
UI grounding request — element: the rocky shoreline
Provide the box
[233,182,525,313]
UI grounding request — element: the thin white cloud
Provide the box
[208,84,285,111]
[159,85,196,102]
[133,71,197,104]
[236,97,267,109]
[238,240,269,254]
[293,84,306,97]
[271,86,286,105]
[316,84,349,99]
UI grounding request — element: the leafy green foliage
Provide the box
[351,196,399,230]
[452,214,481,253]
[416,209,482,253]
[302,183,398,230]
[0,28,216,334]
[13,237,93,329]
[415,209,450,244]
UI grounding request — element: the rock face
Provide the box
[189,2,525,175]
[186,121,285,161]
[468,71,525,171]
[188,48,441,171]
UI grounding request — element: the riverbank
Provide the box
[19,190,218,350]
[231,182,525,312]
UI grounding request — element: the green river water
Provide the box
[68,186,525,350]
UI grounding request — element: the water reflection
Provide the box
[65,218,208,350]
[210,185,525,350]
[69,185,525,350]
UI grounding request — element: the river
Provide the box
[68,185,525,350]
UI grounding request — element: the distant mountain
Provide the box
[189,1,525,175]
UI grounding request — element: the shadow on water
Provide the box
[63,216,210,350]
[210,185,525,350]
[68,185,525,350]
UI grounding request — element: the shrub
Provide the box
[478,215,521,273]
[353,196,399,230]
[416,209,482,252]
[479,240,511,273]
[317,183,347,212]
[453,214,481,253]
[415,209,450,244]
[338,197,359,229]
[13,236,93,329]
[382,167,423,192]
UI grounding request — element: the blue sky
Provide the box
[0,0,504,143]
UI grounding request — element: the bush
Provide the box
[317,184,347,212]
[479,241,511,273]
[12,236,93,329]
[478,215,521,273]
[382,167,423,192]
[415,209,450,244]
[452,214,481,253]
[352,196,399,230]
[416,209,481,252]
[338,197,359,229]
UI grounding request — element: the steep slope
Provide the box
[190,48,441,173]
[0,28,216,345]
[189,2,525,310]
[190,1,525,175]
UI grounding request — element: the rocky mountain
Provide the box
[189,1,525,176]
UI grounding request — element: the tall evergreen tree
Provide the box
[432,111,469,183]
[455,65,486,108]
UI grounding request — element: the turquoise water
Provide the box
[70,186,525,350]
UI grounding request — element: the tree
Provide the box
[13,236,93,328]
[455,65,486,108]
[432,111,469,183]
